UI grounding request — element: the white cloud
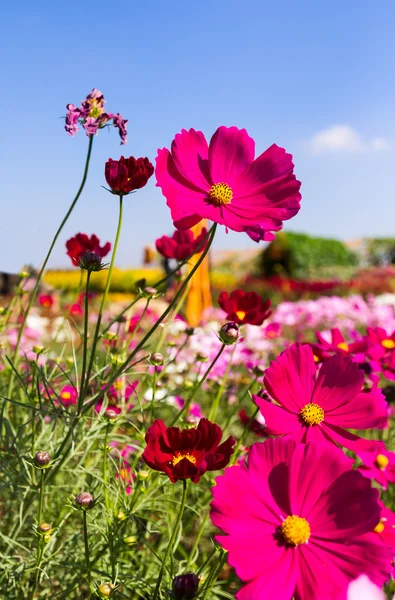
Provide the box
[308,125,389,154]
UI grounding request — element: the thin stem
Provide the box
[77,271,92,414]
[104,224,217,398]
[185,509,209,570]
[230,406,260,464]
[150,366,158,423]
[173,344,226,427]
[83,511,92,592]
[103,423,110,512]
[38,469,45,525]
[12,136,94,375]
[152,479,188,600]
[83,195,124,400]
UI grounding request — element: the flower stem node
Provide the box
[75,492,95,511]
[172,573,200,599]
[219,322,239,345]
[34,451,51,468]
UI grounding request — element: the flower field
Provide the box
[1,88,395,600]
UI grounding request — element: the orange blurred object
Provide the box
[185,220,212,326]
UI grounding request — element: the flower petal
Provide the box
[208,126,255,186]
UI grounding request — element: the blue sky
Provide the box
[1,0,395,270]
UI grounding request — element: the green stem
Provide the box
[103,423,110,512]
[83,511,92,592]
[104,225,217,401]
[152,479,188,600]
[38,469,45,525]
[230,406,260,464]
[83,195,124,401]
[11,136,94,387]
[77,271,92,414]
[200,551,228,600]
[172,344,226,427]
[150,366,158,424]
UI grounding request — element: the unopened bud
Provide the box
[78,251,105,272]
[219,322,239,345]
[172,573,199,599]
[97,582,115,598]
[253,364,266,377]
[123,535,137,546]
[185,327,195,336]
[39,522,51,533]
[143,286,158,298]
[19,269,30,279]
[33,345,45,355]
[103,331,118,341]
[116,511,126,521]
[75,492,94,510]
[150,352,164,366]
[195,352,208,363]
[136,469,150,481]
[34,451,51,468]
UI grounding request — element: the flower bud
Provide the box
[143,286,158,298]
[219,322,239,345]
[136,469,150,481]
[195,352,208,362]
[123,535,137,546]
[172,573,199,599]
[33,345,45,355]
[78,251,105,272]
[150,352,164,366]
[103,331,118,341]
[97,583,115,598]
[75,492,94,510]
[34,451,51,468]
[19,269,30,279]
[185,327,195,336]
[38,523,51,533]
[116,511,126,521]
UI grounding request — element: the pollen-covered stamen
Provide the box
[375,454,389,470]
[172,453,197,466]
[382,339,395,349]
[61,392,71,400]
[300,402,324,426]
[209,183,233,206]
[236,310,246,321]
[281,515,311,546]
[373,519,386,534]
[337,342,349,351]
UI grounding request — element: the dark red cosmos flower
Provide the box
[142,418,235,483]
[66,233,111,267]
[156,228,208,261]
[105,156,154,195]
[218,290,271,326]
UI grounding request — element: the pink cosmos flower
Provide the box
[365,327,395,380]
[357,442,395,489]
[312,328,367,363]
[155,126,301,240]
[255,344,388,452]
[58,385,77,407]
[211,438,392,600]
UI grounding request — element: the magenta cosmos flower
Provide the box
[155,126,301,240]
[255,344,388,452]
[357,442,395,489]
[211,438,391,600]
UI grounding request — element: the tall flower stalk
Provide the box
[9,137,94,397]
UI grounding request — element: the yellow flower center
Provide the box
[373,520,385,534]
[337,342,349,351]
[375,454,389,470]
[61,391,71,400]
[281,515,311,546]
[236,310,246,321]
[172,452,197,466]
[300,403,324,426]
[209,182,233,206]
[382,339,395,349]
[313,354,320,363]
[113,380,123,391]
